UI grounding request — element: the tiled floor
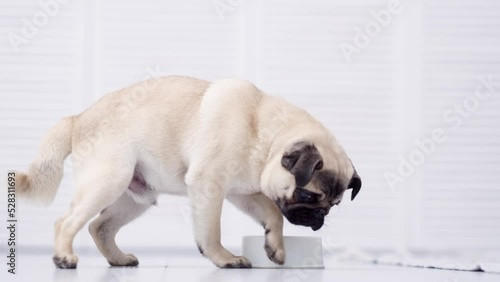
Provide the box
[2,252,498,282]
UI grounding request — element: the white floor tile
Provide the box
[1,253,499,282]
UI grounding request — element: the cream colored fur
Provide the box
[14,76,353,268]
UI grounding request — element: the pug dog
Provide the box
[13,76,361,269]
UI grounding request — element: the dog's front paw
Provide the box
[53,254,78,269]
[108,253,139,267]
[220,256,252,268]
[264,243,286,265]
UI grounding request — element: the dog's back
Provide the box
[14,76,210,203]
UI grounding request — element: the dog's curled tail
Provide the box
[12,116,74,204]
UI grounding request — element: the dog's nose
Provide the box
[313,208,326,218]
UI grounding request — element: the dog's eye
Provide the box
[299,191,311,201]
[296,189,316,203]
[315,161,323,170]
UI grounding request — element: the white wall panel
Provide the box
[0,0,83,247]
[0,0,499,252]
[419,0,500,250]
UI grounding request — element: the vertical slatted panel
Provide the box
[96,0,245,248]
[98,0,241,94]
[0,0,82,247]
[1,0,499,253]
[256,0,401,248]
[419,0,500,249]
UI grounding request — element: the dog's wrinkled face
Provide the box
[274,142,362,231]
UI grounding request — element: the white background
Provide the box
[1,0,499,254]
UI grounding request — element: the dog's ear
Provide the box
[281,142,323,187]
[347,168,362,201]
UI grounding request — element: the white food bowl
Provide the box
[242,236,325,269]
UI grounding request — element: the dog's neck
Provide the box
[255,95,328,158]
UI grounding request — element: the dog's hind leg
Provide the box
[53,152,135,269]
[89,192,151,266]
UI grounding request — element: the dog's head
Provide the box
[261,140,362,231]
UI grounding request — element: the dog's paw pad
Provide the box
[53,254,78,269]
[108,254,139,267]
[265,244,286,265]
[221,256,252,268]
